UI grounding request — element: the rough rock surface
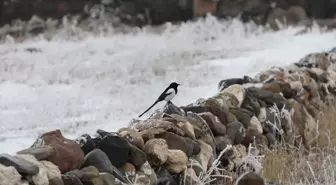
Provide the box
[2,49,336,185]
[30,129,84,174]
[0,153,39,176]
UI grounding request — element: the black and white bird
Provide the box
[138,82,180,117]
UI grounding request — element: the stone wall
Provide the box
[1,47,336,185]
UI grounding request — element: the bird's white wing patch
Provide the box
[166,88,175,95]
[164,88,176,101]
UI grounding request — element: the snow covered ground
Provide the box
[0,16,335,154]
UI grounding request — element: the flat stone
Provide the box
[17,145,54,161]
[0,153,39,176]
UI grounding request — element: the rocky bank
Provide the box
[1,0,336,39]
[1,44,336,184]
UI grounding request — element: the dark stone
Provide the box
[0,153,39,176]
[241,90,261,116]
[127,142,147,167]
[198,112,226,136]
[186,112,217,158]
[266,132,277,148]
[201,98,230,126]
[218,155,230,169]
[79,166,104,185]
[226,121,245,145]
[330,47,336,53]
[139,0,193,25]
[61,174,83,185]
[162,102,185,116]
[235,172,265,185]
[184,137,201,157]
[96,129,111,138]
[92,136,102,147]
[218,78,245,91]
[279,82,297,99]
[308,0,330,19]
[81,149,126,182]
[154,168,178,185]
[180,105,207,114]
[230,108,253,128]
[98,135,130,168]
[75,134,97,156]
[215,135,232,153]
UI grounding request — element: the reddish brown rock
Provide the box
[31,129,84,173]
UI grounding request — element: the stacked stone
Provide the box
[1,48,336,185]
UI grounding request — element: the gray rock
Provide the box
[127,143,147,167]
[198,112,226,136]
[49,177,64,185]
[100,173,118,185]
[226,121,245,145]
[161,102,185,116]
[184,137,201,157]
[187,159,203,177]
[0,153,39,176]
[16,145,53,161]
[215,135,232,152]
[330,47,336,53]
[81,149,127,183]
[80,166,104,185]
[61,173,83,185]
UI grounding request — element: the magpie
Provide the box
[138,82,180,117]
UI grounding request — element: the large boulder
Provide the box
[98,135,131,168]
[30,130,84,173]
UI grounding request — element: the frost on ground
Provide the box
[0,16,336,155]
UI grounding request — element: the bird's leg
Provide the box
[167,100,173,105]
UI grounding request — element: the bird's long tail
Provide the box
[138,99,160,117]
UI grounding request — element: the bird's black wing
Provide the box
[157,87,174,101]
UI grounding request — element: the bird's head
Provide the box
[170,82,180,89]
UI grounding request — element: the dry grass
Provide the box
[316,106,336,148]
[261,106,336,185]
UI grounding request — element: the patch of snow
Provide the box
[0,16,335,154]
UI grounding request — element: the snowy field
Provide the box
[0,16,336,154]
